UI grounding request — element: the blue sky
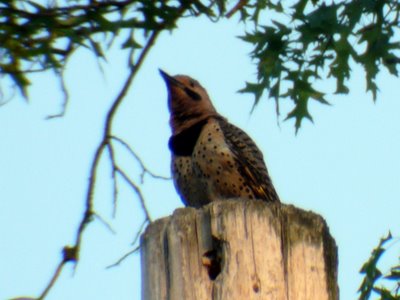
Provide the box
[1,14,400,300]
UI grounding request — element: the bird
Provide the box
[160,69,280,208]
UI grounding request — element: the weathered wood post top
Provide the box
[141,200,338,300]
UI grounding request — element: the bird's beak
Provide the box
[159,69,171,80]
[159,69,181,86]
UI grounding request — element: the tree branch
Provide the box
[32,29,162,300]
[111,136,170,182]
[116,166,152,222]
[105,218,149,269]
[37,258,66,300]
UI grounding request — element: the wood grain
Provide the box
[141,200,338,300]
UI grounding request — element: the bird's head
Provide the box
[160,69,218,135]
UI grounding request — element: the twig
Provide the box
[105,32,159,136]
[94,212,116,235]
[32,0,191,295]
[106,219,148,269]
[37,260,65,300]
[115,167,152,222]
[226,0,248,18]
[33,30,161,298]
[131,218,149,246]
[110,136,170,183]
[106,143,119,217]
[37,246,76,300]
[74,141,106,252]
[73,29,160,261]
[45,67,70,120]
[105,245,140,269]
[0,98,11,107]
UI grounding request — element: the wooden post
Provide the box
[141,200,338,300]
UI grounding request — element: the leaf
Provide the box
[269,79,281,115]
[88,38,105,58]
[239,31,266,46]
[284,96,313,133]
[291,0,308,18]
[385,270,400,281]
[238,82,264,106]
[304,3,339,35]
[10,72,31,99]
[121,35,143,49]
[383,53,400,76]
[373,286,398,300]
[192,0,213,15]
[358,232,393,300]
[326,36,353,93]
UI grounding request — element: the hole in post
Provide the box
[202,236,223,280]
[253,282,260,293]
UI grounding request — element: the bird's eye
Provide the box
[189,80,195,87]
[184,87,201,101]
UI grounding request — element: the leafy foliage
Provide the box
[1,0,400,128]
[0,0,226,98]
[358,232,400,300]
[238,0,400,131]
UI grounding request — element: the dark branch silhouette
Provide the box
[34,30,161,299]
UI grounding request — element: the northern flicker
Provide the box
[160,69,280,207]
